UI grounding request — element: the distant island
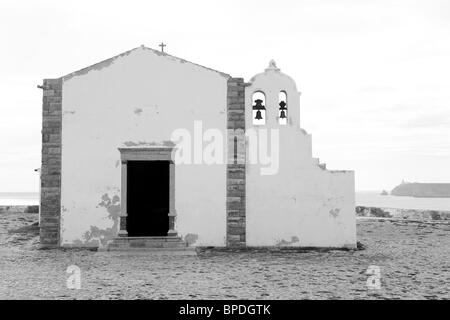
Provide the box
[391,182,450,198]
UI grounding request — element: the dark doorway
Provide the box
[127,161,170,236]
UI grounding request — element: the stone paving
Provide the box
[0,212,449,299]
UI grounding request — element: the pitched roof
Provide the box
[62,45,231,81]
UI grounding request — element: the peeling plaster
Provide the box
[141,46,230,78]
[123,140,175,147]
[78,193,120,247]
[276,236,300,246]
[184,233,199,246]
[329,170,354,173]
[329,208,340,218]
[63,49,135,81]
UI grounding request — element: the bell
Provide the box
[255,110,263,120]
[280,110,286,119]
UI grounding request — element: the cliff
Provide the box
[391,182,450,198]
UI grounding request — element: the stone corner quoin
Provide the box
[40,78,62,248]
[226,77,246,247]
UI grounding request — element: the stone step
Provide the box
[106,247,197,255]
[107,236,193,253]
[109,241,187,248]
[113,236,183,243]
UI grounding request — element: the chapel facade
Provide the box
[39,46,356,249]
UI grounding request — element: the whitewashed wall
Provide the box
[60,47,228,247]
[245,63,356,248]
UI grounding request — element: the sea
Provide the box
[356,191,450,211]
[1,191,450,211]
[0,192,39,206]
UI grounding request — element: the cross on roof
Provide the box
[159,42,166,52]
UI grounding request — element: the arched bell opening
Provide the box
[278,91,287,125]
[252,91,266,126]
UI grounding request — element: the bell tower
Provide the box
[246,60,301,129]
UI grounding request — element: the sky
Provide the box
[0,0,449,192]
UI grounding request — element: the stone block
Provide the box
[43,90,55,97]
[226,196,242,203]
[227,202,245,211]
[44,79,62,85]
[48,147,61,154]
[227,178,244,185]
[227,234,241,241]
[227,171,244,179]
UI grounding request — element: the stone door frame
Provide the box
[117,147,177,237]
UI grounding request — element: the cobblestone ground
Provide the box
[0,212,449,299]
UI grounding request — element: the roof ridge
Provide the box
[61,45,230,81]
[141,46,230,77]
